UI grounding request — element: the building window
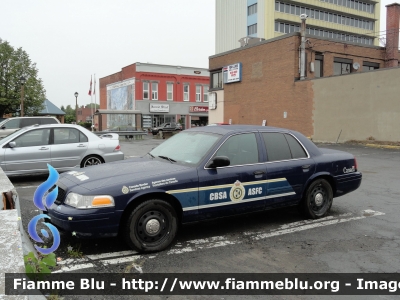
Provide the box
[248,23,257,35]
[363,61,379,71]
[274,1,373,31]
[196,85,201,102]
[183,84,189,101]
[248,3,257,15]
[167,83,173,100]
[203,86,209,102]
[151,82,158,100]
[274,21,373,45]
[334,58,353,75]
[315,53,323,78]
[211,71,223,89]
[143,82,149,99]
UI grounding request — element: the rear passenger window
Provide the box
[215,133,259,166]
[262,133,292,161]
[20,118,39,127]
[40,118,58,125]
[80,132,88,142]
[284,134,307,159]
[54,128,80,144]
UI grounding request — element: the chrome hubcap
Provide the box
[314,193,324,206]
[145,219,161,235]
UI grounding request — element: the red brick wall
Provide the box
[386,3,400,67]
[99,64,209,105]
[210,35,314,137]
[209,34,388,137]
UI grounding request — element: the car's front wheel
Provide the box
[81,155,103,168]
[124,199,178,252]
[303,179,333,219]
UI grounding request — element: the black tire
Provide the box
[81,155,103,168]
[303,179,333,219]
[124,199,178,252]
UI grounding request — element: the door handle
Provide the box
[77,144,86,147]
[302,165,311,169]
[253,170,266,175]
[39,147,49,150]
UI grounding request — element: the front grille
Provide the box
[54,186,66,205]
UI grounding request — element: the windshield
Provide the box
[0,127,24,142]
[149,131,221,166]
[0,119,7,127]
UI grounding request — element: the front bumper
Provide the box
[44,204,122,238]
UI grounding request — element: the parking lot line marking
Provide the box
[86,250,138,260]
[102,255,143,265]
[252,210,384,240]
[57,258,90,265]
[54,210,385,272]
[53,263,94,273]
[14,185,39,189]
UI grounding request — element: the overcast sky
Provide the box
[1,0,396,110]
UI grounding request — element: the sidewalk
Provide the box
[0,168,26,299]
[0,168,43,300]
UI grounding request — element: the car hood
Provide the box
[58,157,192,191]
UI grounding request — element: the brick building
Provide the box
[98,63,210,131]
[76,106,96,124]
[216,0,381,54]
[208,3,400,142]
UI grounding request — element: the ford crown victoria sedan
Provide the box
[45,125,362,252]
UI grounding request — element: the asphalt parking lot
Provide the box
[10,136,400,300]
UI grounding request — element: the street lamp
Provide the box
[20,76,26,117]
[74,92,79,124]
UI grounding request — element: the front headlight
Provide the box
[65,192,115,209]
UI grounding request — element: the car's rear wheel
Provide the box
[81,155,103,168]
[124,199,178,252]
[303,179,333,219]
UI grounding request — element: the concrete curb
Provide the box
[0,167,46,300]
[365,143,400,150]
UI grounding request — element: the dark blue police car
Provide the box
[45,125,362,252]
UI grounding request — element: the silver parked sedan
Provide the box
[0,124,124,176]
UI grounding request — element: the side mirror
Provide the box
[205,156,230,168]
[1,126,5,129]
[8,141,16,148]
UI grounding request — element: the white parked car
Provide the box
[0,124,124,176]
[0,116,60,138]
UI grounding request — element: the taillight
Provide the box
[354,157,358,171]
[114,144,121,152]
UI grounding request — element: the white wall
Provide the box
[215,0,248,54]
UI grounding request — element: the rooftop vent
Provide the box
[239,36,265,47]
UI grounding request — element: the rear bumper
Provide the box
[103,151,124,163]
[334,172,362,197]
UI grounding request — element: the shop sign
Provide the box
[150,103,169,113]
[189,106,209,113]
[209,93,217,110]
[223,62,242,84]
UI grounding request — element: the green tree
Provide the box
[86,103,100,109]
[63,104,76,123]
[0,39,45,117]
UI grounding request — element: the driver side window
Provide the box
[215,133,259,166]
[12,129,50,147]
